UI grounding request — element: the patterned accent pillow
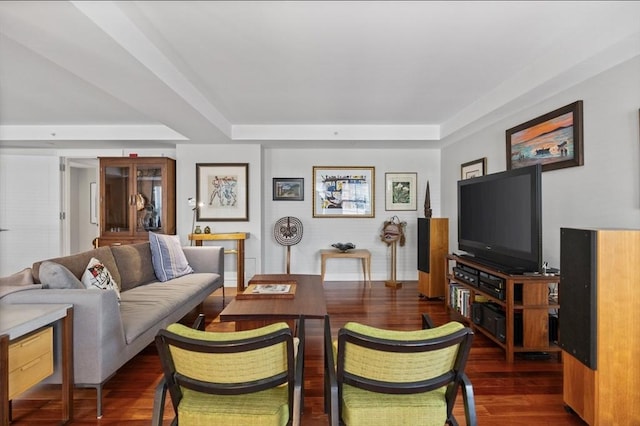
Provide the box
[149,232,194,282]
[81,257,121,300]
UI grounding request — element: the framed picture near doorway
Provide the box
[196,163,249,221]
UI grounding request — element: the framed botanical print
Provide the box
[385,172,417,211]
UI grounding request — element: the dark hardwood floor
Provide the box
[9,281,585,425]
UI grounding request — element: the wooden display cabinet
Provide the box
[98,157,176,247]
[446,254,560,362]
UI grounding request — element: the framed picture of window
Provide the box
[312,166,374,218]
[196,163,249,221]
[385,172,417,211]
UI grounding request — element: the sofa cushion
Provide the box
[0,268,34,286]
[81,257,121,300]
[119,273,218,343]
[32,246,122,287]
[149,232,193,282]
[111,242,157,291]
[39,261,84,289]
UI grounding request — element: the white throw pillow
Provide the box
[149,232,193,282]
[81,257,121,300]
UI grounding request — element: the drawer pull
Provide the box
[21,357,43,371]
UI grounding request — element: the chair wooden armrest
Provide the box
[151,378,177,426]
[323,315,339,426]
[191,313,206,331]
[421,313,436,329]
[460,373,477,426]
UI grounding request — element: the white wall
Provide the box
[441,56,640,269]
[70,167,98,253]
[176,145,441,283]
[262,147,441,281]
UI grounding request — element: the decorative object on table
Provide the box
[385,172,417,211]
[273,177,304,201]
[274,216,303,274]
[506,100,583,172]
[460,158,487,180]
[194,225,202,234]
[196,163,249,221]
[380,216,407,289]
[204,226,211,234]
[424,180,432,218]
[331,242,355,252]
[236,278,298,300]
[312,166,374,218]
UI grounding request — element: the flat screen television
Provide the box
[457,164,542,274]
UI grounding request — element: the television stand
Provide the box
[446,254,561,363]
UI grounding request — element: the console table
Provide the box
[320,249,372,287]
[0,304,74,425]
[189,232,249,291]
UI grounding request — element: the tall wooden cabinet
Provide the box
[98,157,176,247]
[417,218,449,298]
[560,228,640,425]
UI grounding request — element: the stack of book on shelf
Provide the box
[449,283,490,318]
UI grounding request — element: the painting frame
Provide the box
[312,166,375,218]
[273,177,304,201]
[385,172,417,211]
[460,158,487,180]
[506,100,584,172]
[196,163,249,221]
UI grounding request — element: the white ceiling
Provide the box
[1,1,639,149]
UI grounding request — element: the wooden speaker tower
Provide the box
[417,218,449,298]
[560,228,640,425]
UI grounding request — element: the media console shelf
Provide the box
[446,254,560,362]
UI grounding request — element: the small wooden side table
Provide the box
[320,249,372,287]
[188,232,249,291]
[0,303,74,425]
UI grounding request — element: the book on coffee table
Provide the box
[236,279,297,299]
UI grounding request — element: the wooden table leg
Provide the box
[61,307,74,422]
[321,255,326,283]
[237,238,245,292]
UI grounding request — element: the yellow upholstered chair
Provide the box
[153,316,304,426]
[324,314,476,426]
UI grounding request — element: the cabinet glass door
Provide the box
[104,166,130,233]
[135,164,163,233]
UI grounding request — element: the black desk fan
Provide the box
[274,216,303,274]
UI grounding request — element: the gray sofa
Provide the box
[0,242,224,417]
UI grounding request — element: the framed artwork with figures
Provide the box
[196,163,248,221]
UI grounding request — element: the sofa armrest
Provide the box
[1,288,125,384]
[182,246,224,276]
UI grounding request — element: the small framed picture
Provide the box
[460,158,487,180]
[273,178,304,201]
[385,172,417,211]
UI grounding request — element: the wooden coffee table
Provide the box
[219,274,327,331]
